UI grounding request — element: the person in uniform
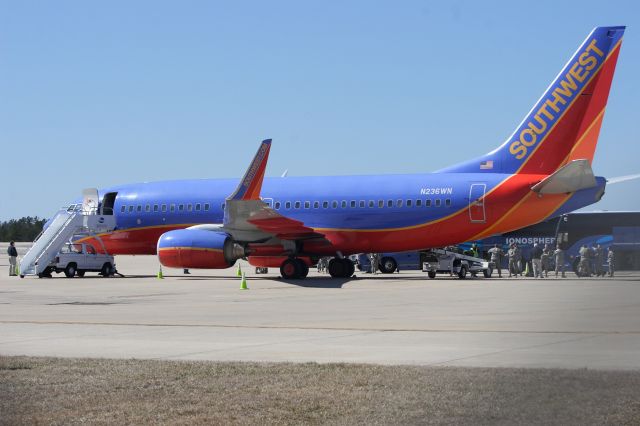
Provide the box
[488,244,504,278]
[595,244,605,276]
[607,248,615,277]
[514,244,523,276]
[554,244,566,278]
[508,244,518,278]
[532,243,543,279]
[578,245,590,277]
[541,243,551,278]
[369,253,378,274]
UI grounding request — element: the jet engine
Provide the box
[157,229,245,269]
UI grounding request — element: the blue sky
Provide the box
[1,0,639,220]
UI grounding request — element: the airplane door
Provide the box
[468,183,486,223]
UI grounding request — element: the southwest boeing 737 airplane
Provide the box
[70,26,624,279]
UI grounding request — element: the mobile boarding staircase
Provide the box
[19,189,116,277]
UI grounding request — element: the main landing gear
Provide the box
[328,258,354,278]
[280,258,309,280]
[279,257,354,279]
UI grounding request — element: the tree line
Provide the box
[0,217,46,242]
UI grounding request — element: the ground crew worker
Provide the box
[554,244,566,278]
[508,244,518,277]
[470,243,479,258]
[607,248,615,277]
[578,245,590,277]
[532,243,543,278]
[7,241,18,276]
[488,244,503,278]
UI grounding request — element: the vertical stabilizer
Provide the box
[440,26,625,175]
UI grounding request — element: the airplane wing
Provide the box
[222,140,326,242]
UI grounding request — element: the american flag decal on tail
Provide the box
[480,160,493,170]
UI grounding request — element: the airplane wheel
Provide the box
[295,259,309,278]
[328,258,353,278]
[280,258,301,279]
[345,259,355,277]
[428,271,436,279]
[328,258,346,278]
[379,257,397,273]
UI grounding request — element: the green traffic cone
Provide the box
[236,263,242,277]
[240,272,248,290]
[157,265,164,279]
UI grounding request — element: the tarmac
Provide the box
[1,243,639,369]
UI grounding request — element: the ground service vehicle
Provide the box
[40,243,116,278]
[422,248,492,279]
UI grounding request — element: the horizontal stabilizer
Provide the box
[531,159,596,194]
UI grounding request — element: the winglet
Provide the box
[227,139,272,201]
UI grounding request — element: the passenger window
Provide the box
[359,200,365,208]
[295,201,301,209]
[396,200,403,208]
[332,201,338,208]
[204,203,210,211]
[154,204,159,212]
[387,200,393,208]
[369,200,374,208]
[187,204,193,211]
[170,204,175,212]
[286,201,291,209]
[416,199,422,207]
[129,205,134,213]
[425,199,431,207]
[137,205,142,212]
[378,200,384,208]
[323,201,329,208]
[221,203,225,210]
[121,205,126,213]
[275,201,281,209]
[145,204,151,212]
[406,200,412,207]
[445,199,451,207]
[195,203,201,211]
[304,201,310,209]
[178,204,184,211]
[341,200,347,208]
[350,201,356,208]
[162,204,167,212]
[435,199,441,207]
[314,201,320,209]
